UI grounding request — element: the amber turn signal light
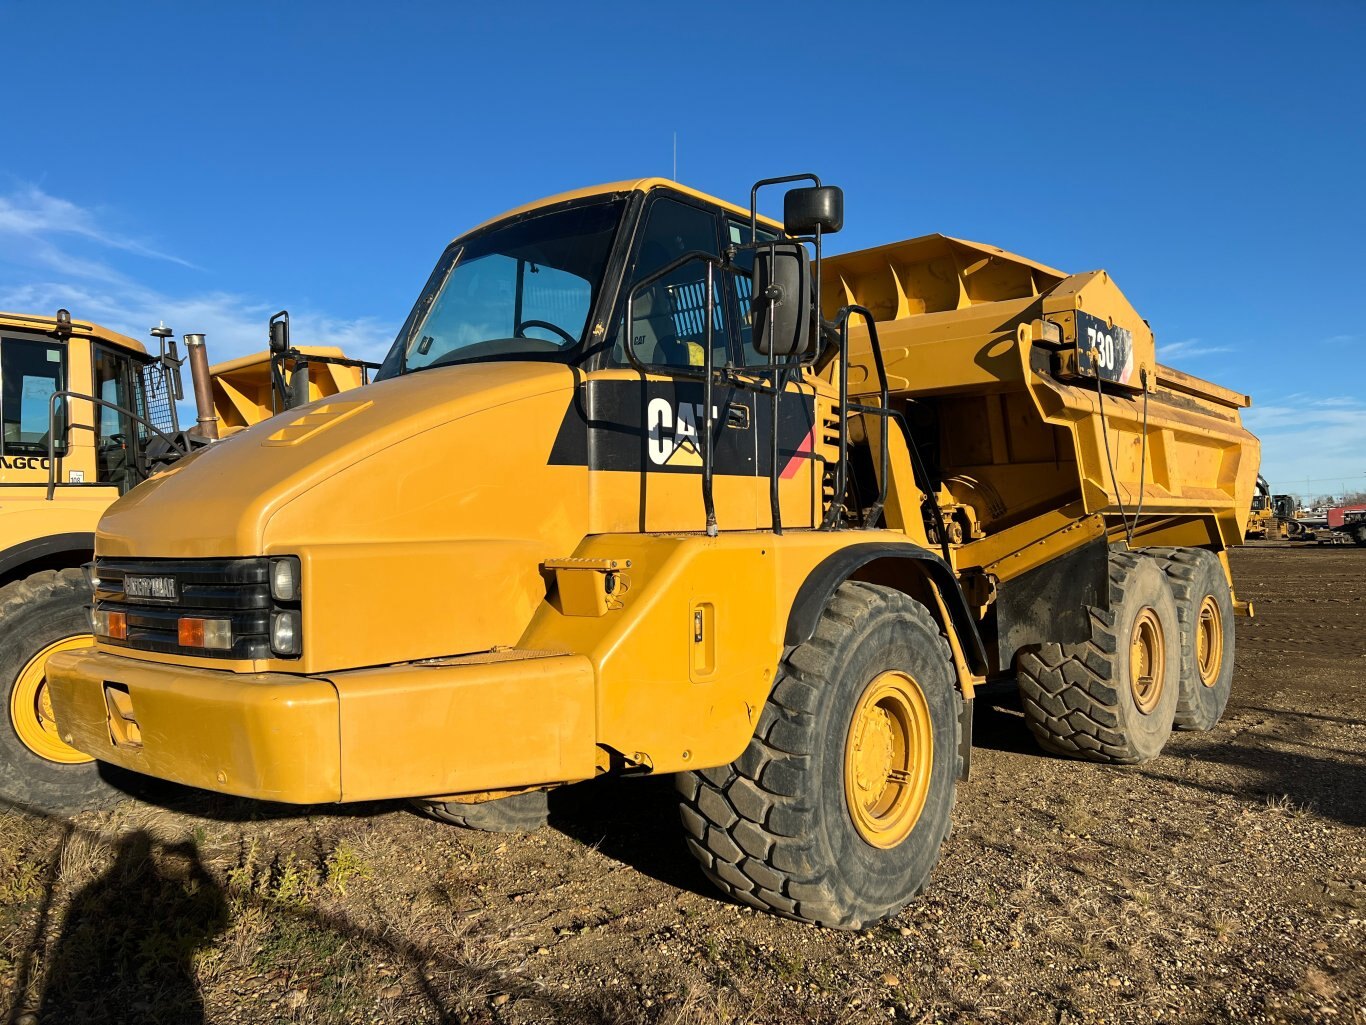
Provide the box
[177,617,233,650]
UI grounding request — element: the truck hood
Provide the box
[98,361,577,556]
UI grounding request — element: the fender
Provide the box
[0,532,95,580]
[785,541,989,676]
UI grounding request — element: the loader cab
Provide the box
[0,313,185,495]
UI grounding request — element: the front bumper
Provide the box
[46,647,598,804]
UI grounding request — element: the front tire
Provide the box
[0,569,125,814]
[677,582,961,929]
[1017,550,1180,764]
[412,789,550,832]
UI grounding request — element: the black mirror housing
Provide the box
[784,186,843,236]
[269,314,290,354]
[751,243,813,357]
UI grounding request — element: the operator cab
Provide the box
[374,177,859,537]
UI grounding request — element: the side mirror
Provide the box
[751,243,813,357]
[269,312,290,354]
[783,186,843,236]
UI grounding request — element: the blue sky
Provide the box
[1,1,1363,498]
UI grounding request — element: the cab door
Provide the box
[581,191,761,533]
[91,345,144,493]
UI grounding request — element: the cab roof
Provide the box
[463,178,785,240]
[0,310,148,356]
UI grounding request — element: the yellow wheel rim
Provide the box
[10,635,94,765]
[844,670,933,849]
[1195,596,1224,688]
[1129,609,1166,714]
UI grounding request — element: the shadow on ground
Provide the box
[1151,700,1366,828]
[547,775,719,901]
[4,809,655,1025]
[32,830,226,1025]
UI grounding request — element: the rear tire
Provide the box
[1017,550,1179,765]
[1144,547,1235,731]
[412,789,549,832]
[0,569,126,815]
[677,582,961,929]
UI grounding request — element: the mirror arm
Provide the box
[748,173,823,244]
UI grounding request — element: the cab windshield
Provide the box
[377,198,625,378]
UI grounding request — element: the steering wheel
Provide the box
[515,319,577,347]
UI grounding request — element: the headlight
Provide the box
[271,610,301,657]
[271,557,301,602]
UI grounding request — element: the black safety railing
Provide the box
[622,260,897,539]
[44,391,191,500]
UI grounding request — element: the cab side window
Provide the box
[0,336,67,455]
[616,197,730,369]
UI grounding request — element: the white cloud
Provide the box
[0,185,196,268]
[1160,337,1234,360]
[1244,397,1366,498]
[0,184,395,364]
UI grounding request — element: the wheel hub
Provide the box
[10,635,95,765]
[844,670,933,849]
[1129,608,1166,714]
[1196,596,1223,687]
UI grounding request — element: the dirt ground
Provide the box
[1,544,1362,1025]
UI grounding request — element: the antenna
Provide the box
[672,131,677,180]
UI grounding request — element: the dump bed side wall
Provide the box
[823,236,1258,558]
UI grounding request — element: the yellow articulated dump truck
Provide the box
[0,309,372,812]
[46,176,1257,928]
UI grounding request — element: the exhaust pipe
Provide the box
[183,334,220,440]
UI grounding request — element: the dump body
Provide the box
[210,346,370,434]
[824,234,1258,560]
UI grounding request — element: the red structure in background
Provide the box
[1326,505,1366,530]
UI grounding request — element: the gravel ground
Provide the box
[0,543,1361,1024]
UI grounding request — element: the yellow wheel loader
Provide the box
[45,176,1257,927]
[0,309,373,812]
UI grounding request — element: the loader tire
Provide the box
[0,570,126,815]
[412,789,549,832]
[1355,526,1366,547]
[1144,547,1235,731]
[1017,550,1179,765]
[676,582,961,930]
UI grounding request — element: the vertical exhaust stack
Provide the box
[183,334,220,440]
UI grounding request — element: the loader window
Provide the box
[93,346,143,491]
[379,198,624,378]
[0,336,67,456]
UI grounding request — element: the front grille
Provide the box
[95,557,279,660]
